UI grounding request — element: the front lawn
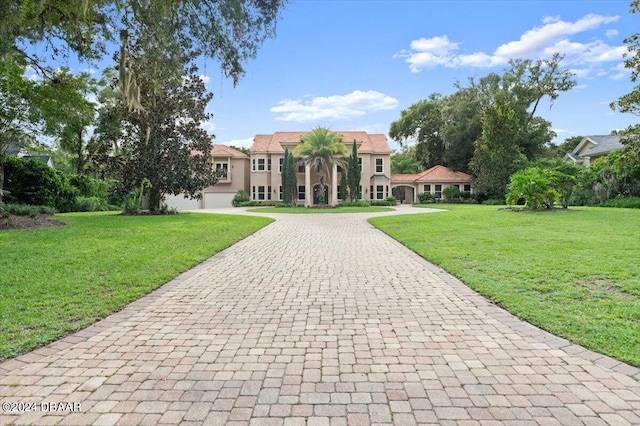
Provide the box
[0,212,273,361]
[370,204,640,367]
[247,206,394,214]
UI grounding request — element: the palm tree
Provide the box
[294,127,348,205]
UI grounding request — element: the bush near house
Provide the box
[417,192,435,204]
[232,189,251,206]
[3,156,77,212]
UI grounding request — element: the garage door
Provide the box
[204,192,235,209]
[164,194,201,210]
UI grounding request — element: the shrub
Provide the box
[417,192,435,204]
[73,196,111,212]
[601,196,640,209]
[442,186,461,202]
[506,167,558,209]
[0,203,55,218]
[338,200,370,207]
[370,200,393,206]
[4,156,77,212]
[236,200,277,207]
[232,189,251,207]
[386,196,397,204]
[483,198,506,205]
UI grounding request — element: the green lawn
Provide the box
[370,204,640,367]
[247,206,394,214]
[0,212,273,361]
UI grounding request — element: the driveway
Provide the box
[1,206,639,425]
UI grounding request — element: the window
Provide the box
[252,159,255,171]
[268,159,272,171]
[358,157,362,171]
[337,165,342,173]
[298,162,305,173]
[464,184,471,192]
[358,186,362,199]
[435,184,442,198]
[279,186,283,201]
[423,184,431,193]
[376,158,383,173]
[337,185,343,200]
[279,157,284,173]
[257,158,265,171]
[298,185,306,200]
[376,185,384,200]
[370,186,374,200]
[252,186,256,200]
[258,186,265,200]
[267,186,272,200]
[215,163,228,179]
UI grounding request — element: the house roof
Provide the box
[210,144,249,158]
[22,155,54,167]
[6,143,23,156]
[392,166,472,184]
[251,131,390,155]
[572,135,624,158]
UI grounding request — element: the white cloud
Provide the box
[199,75,211,84]
[606,29,619,38]
[200,120,217,134]
[219,137,254,149]
[271,90,398,122]
[609,62,631,80]
[397,14,623,74]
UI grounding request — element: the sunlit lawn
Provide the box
[0,212,273,361]
[370,204,640,367]
[247,206,394,214]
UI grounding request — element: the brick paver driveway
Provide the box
[1,206,639,425]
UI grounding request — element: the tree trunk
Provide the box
[0,157,4,203]
[148,187,161,212]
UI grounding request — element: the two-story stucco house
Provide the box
[251,131,392,207]
[165,144,250,209]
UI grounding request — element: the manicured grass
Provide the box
[370,204,640,367]
[0,212,273,361]
[247,206,394,214]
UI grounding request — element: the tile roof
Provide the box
[251,131,390,154]
[415,165,473,182]
[210,144,249,158]
[391,166,472,184]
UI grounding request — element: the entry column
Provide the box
[305,163,311,207]
[331,162,338,206]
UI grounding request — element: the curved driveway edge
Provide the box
[1,206,639,425]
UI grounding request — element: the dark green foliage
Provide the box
[417,192,435,204]
[0,203,55,218]
[390,147,421,174]
[73,196,111,212]
[4,157,77,212]
[573,149,640,205]
[602,196,640,209]
[442,186,461,202]
[347,142,361,201]
[281,148,296,204]
[232,189,250,207]
[337,200,370,207]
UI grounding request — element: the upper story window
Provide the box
[279,157,284,173]
[215,163,228,179]
[375,158,383,173]
[298,162,305,173]
[268,159,272,171]
[257,158,265,171]
[358,157,362,171]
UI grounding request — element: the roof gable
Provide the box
[573,135,624,158]
[211,144,249,158]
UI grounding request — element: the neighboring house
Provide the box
[165,144,250,209]
[392,165,473,203]
[251,131,391,206]
[5,143,55,168]
[564,135,624,167]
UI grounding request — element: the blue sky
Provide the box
[27,0,639,152]
[202,0,638,151]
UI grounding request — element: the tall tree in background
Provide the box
[347,142,361,201]
[0,56,34,202]
[96,18,218,211]
[611,0,640,153]
[31,69,100,176]
[470,99,527,198]
[389,94,444,169]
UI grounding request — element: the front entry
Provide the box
[313,184,329,205]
